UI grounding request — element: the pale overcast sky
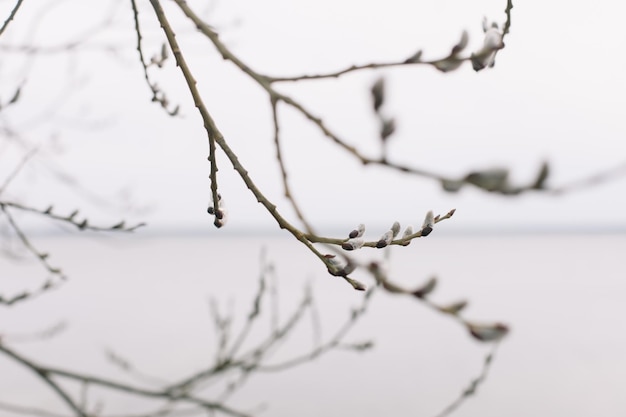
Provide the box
[1,0,625,233]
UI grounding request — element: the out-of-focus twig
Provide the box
[434,344,500,417]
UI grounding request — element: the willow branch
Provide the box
[270,97,313,233]
[148,0,336,272]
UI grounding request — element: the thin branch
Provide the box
[433,344,500,417]
[0,344,87,417]
[226,263,268,358]
[270,97,313,233]
[129,0,180,116]
[0,400,70,417]
[1,204,66,278]
[0,201,145,232]
[502,0,514,37]
[0,146,38,196]
[0,343,253,417]
[0,0,25,38]
[549,160,626,195]
[258,287,375,372]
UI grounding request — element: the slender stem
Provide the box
[0,344,87,417]
[0,0,25,38]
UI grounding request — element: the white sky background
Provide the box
[1,0,625,233]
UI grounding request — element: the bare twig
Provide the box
[0,147,38,196]
[0,400,69,417]
[0,344,87,417]
[0,0,25,38]
[270,97,313,233]
[434,344,500,417]
[0,201,145,232]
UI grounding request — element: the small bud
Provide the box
[464,168,509,192]
[390,221,401,238]
[213,209,228,228]
[400,225,414,246]
[342,238,365,251]
[421,210,434,236]
[467,322,509,342]
[412,276,437,298]
[169,105,180,116]
[433,57,463,73]
[207,206,215,215]
[439,300,468,315]
[8,87,21,105]
[441,179,464,193]
[451,30,469,55]
[532,161,550,189]
[376,230,394,248]
[111,221,125,229]
[341,262,357,275]
[348,223,366,239]
[371,77,385,112]
[471,23,504,71]
[325,254,347,276]
[380,118,396,141]
[404,49,423,64]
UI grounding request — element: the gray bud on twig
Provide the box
[412,276,437,298]
[376,230,394,248]
[421,210,434,236]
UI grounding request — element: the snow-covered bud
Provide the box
[421,210,435,236]
[467,322,509,342]
[376,230,394,248]
[342,238,365,251]
[412,276,437,299]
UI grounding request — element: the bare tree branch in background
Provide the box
[0,255,377,417]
